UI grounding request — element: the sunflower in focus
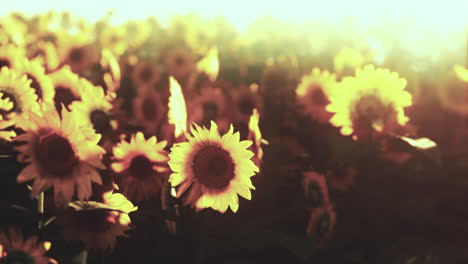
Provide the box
[14,104,105,207]
[0,228,56,264]
[164,47,194,81]
[302,171,330,209]
[15,59,55,103]
[0,67,39,116]
[132,87,166,134]
[0,44,25,69]
[296,68,336,123]
[0,93,15,141]
[49,65,83,112]
[131,60,161,89]
[326,65,412,140]
[306,204,336,248]
[69,80,115,136]
[168,121,259,213]
[187,86,229,130]
[61,190,137,250]
[111,132,169,202]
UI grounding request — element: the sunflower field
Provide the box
[0,10,468,264]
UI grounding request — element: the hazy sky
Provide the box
[1,0,467,33]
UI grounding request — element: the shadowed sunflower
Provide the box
[58,36,99,74]
[306,204,336,248]
[0,67,39,116]
[168,121,259,213]
[60,190,137,250]
[26,41,60,72]
[131,60,161,89]
[164,48,194,81]
[15,59,55,103]
[302,171,330,209]
[230,84,263,123]
[326,65,412,140]
[187,86,229,130]
[111,132,169,202]
[0,93,15,141]
[0,44,25,70]
[0,228,56,264]
[14,104,105,207]
[296,68,336,123]
[69,80,115,136]
[49,65,83,113]
[132,87,166,134]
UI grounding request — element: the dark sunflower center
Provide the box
[139,66,153,83]
[351,94,393,129]
[142,96,158,121]
[36,133,78,177]
[128,155,153,179]
[25,73,42,100]
[193,146,235,189]
[316,212,331,240]
[0,58,11,69]
[202,102,219,124]
[54,86,79,112]
[237,95,256,116]
[0,92,18,113]
[310,85,329,106]
[2,249,35,264]
[90,110,112,135]
[74,210,115,233]
[69,47,84,62]
[174,55,185,66]
[306,181,324,208]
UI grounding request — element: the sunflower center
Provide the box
[74,210,116,233]
[139,66,153,83]
[2,249,35,264]
[237,95,256,116]
[306,181,324,208]
[310,85,329,106]
[128,155,153,179]
[193,146,235,189]
[0,58,11,69]
[316,212,331,239]
[202,102,219,123]
[142,96,158,121]
[174,55,185,66]
[90,110,112,135]
[54,86,79,112]
[0,92,18,113]
[25,73,43,100]
[36,133,78,177]
[69,47,84,63]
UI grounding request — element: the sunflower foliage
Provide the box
[0,10,466,264]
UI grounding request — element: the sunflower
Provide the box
[168,121,259,213]
[14,104,105,208]
[99,25,127,57]
[131,60,161,89]
[187,86,228,130]
[248,109,265,168]
[0,44,25,70]
[326,65,412,140]
[26,41,60,72]
[164,48,194,81]
[0,93,15,141]
[111,132,169,202]
[302,171,330,209]
[49,65,83,113]
[296,68,337,123]
[0,228,56,264]
[132,87,166,134]
[333,47,367,77]
[61,190,137,250]
[69,80,115,136]
[14,58,55,103]
[0,67,39,115]
[306,204,336,248]
[58,34,99,74]
[230,84,263,123]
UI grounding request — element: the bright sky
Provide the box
[1,0,467,33]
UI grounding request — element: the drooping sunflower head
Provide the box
[0,44,25,70]
[0,228,55,264]
[306,204,336,248]
[132,87,166,134]
[49,65,83,113]
[168,121,259,213]
[15,58,55,104]
[14,104,105,207]
[302,171,330,209]
[111,132,169,202]
[0,66,39,115]
[326,65,412,140]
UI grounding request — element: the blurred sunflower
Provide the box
[0,66,39,115]
[0,93,15,141]
[326,65,412,140]
[111,132,169,202]
[15,59,55,103]
[306,204,336,248]
[248,109,265,168]
[164,47,194,81]
[58,35,99,74]
[296,68,337,123]
[69,80,114,136]
[230,84,263,123]
[99,25,127,57]
[61,190,137,250]
[187,86,229,130]
[132,87,166,134]
[302,171,330,209]
[14,104,105,207]
[168,121,259,213]
[0,44,25,69]
[131,60,160,89]
[333,47,367,77]
[26,41,60,72]
[49,65,82,112]
[0,228,56,264]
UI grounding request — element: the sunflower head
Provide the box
[164,47,194,81]
[0,228,55,264]
[187,87,227,129]
[26,41,60,72]
[326,65,412,140]
[15,58,55,104]
[131,60,161,89]
[49,65,83,113]
[0,44,25,70]
[0,94,16,141]
[0,66,39,116]
[132,87,166,134]
[168,121,259,213]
